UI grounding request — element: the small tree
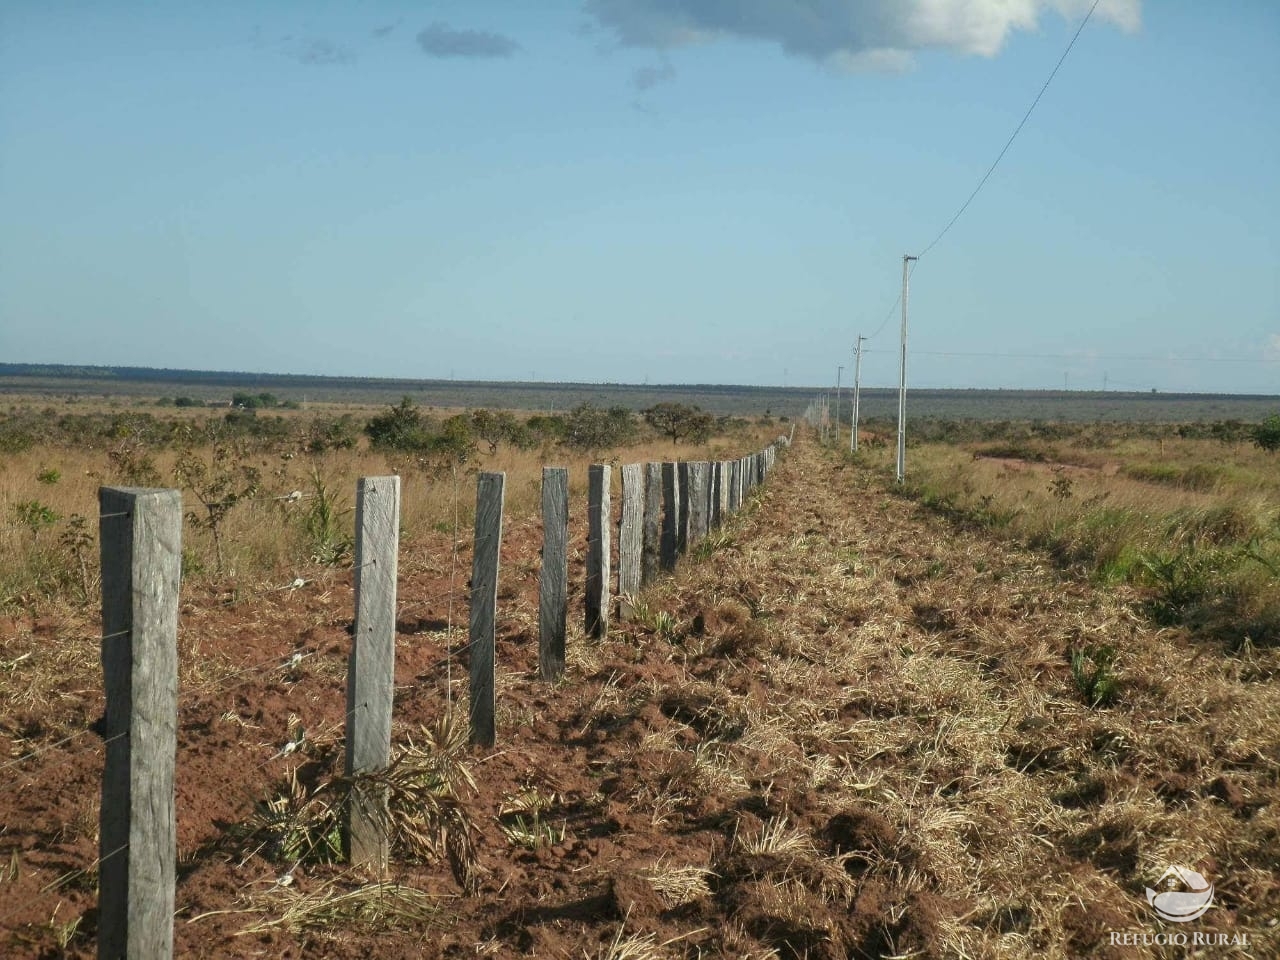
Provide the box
[366,396,431,451]
[432,415,476,465]
[562,404,637,453]
[1253,415,1280,453]
[174,438,261,573]
[643,402,714,444]
[525,415,566,444]
[471,409,520,455]
[13,500,58,544]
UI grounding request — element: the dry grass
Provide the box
[896,434,1280,647]
[6,417,1278,957]
[595,433,1279,957]
[226,878,450,937]
[0,402,780,607]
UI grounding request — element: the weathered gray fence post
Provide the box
[470,472,504,747]
[677,462,690,556]
[99,486,181,960]
[618,463,644,619]
[660,462,680,570]
[585,464,611,638]
[727,460,739,514]
[538,467,568,681]
[705,461,716,529]
[718,461,731,522]
[688,461,709,546]
[344,475,400,872]
[709,461,721,529]
[641,461,662,585]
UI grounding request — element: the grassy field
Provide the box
[873,424,1280,649]
[2,397,1278,958]
[0,398,778,609]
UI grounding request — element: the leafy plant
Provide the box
[561,403,637,452]
[1253,414,1280,453]
[173,438,261,573]
[36,467,60,486]
[1070,644,1118,708]
[59,514,95,600]
[1049,472,1074,501]
[301,467,352,565]
[106,436,163,487]
[470,408,520,455]
[13,500,58,544]
[240,760,343,867]
[1137,549,1220,625]
[365,396,431,451]
[240,713,479,892]
[497,786,564,851]
[644,402,714,444]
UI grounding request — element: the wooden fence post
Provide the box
[585,464,611,638]
[677,462,690,556]
[709,461,721,529]
[660,462,680,570]
[687,461,709,546]
[718,461,731,522]
[641,461,661,585]
[344,475,400,871]
[538,467,568,681]
[727,459,739,514]
[99,486,181,960]
[705,460,717,530]
[470,472,504,747]
[618,463,643,619]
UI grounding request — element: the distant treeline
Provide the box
[1,363,1277,421]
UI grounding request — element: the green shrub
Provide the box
[561,404,636,452]
[1252,415,1280,453]
[366,397,431,451]
[1071,644,1118,708]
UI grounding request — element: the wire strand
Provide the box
[916,0,1102,259]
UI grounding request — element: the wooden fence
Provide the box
[89,435,789,957]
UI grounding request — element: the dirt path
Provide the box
[2,439,1276,958]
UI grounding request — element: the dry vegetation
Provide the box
[898,427,1280,647]
[1,404,1278,958]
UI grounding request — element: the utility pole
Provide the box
[851,335,865,453]
[896,255,917,484]
[835,366,843,450]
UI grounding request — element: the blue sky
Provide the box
[1,1,1277,393]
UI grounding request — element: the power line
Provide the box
[862,348,1275,364]
[916,0,1103,259]
[864,260,917,341]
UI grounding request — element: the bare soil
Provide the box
[2,440,1277,958]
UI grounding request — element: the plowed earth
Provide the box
[2,440,1277,958]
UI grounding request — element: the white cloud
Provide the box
[1264,333,1280,362]
[585,0,1140,69]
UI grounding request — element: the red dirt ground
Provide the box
[2,439,1276,958]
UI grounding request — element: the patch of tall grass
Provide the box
[898,437,1280,646]
[0,412,781,610]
